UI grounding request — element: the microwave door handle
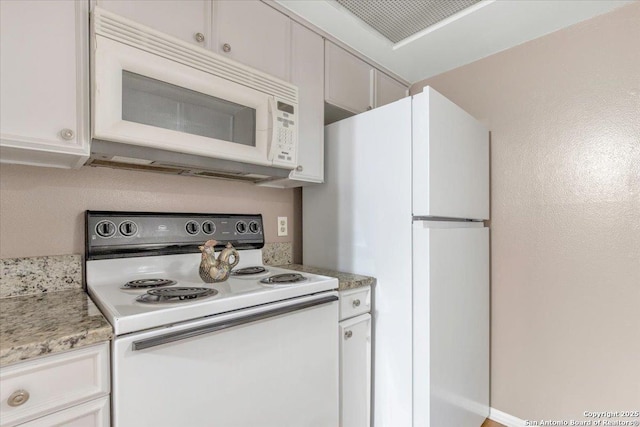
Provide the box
[267,96,277,161]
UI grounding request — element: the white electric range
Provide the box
[85,211,339,427]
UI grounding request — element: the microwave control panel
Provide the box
[270,99,298,168]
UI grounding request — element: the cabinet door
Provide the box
[0,0,89,168]
[0,343,110,427]
[374,70,407,108]
[287,22,324,184]
[215,0,291,82]
[95,0,211,48]
[18,397,110,427]
[340,314,372,427]
[325,41,373,114]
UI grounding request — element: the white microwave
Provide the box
[91,8,298,171]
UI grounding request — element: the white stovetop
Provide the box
[86,250,338,336]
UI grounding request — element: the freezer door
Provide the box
[412,87,489,220]
[413,221,489,427]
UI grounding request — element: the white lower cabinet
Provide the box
[18,397,109,427]
[339,287,372,427]
[0,343,110,427]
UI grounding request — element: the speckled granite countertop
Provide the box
[281,264,375,291]
[0,290,113,367]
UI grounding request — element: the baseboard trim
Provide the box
[489,407,527,427]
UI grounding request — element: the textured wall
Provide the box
[411,3,640,421]
[0,164,302,262]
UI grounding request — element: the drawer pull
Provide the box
[352,299,361,308]
[8,389,29,407]
[60,128,74,140]
[344,330,353,339]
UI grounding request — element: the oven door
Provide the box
[112,292,339,427]
[93,35,275,167]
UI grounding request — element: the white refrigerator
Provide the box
[303,87,490,427]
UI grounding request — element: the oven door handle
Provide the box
[132,294,338,351]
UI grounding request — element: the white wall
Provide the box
[0,164,302,261]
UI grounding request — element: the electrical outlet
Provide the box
[277,216,288,237]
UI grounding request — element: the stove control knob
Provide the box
[95,220,116,238]
[235,221,247,234]
[185,221,200,235]
[248,221,260,234]
[119,220,138,237]
[202,220,216,235]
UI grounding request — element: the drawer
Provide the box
[18,396,110,427]
[339,286,371,320]
[0,343,110,427]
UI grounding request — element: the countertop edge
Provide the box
[0,326,113,367]
[0,290,113,368]
[279,264,376,291]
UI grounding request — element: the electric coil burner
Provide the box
[231,266,268,276]
[85,211,338,335]
[260,273,308,285]
[123,278,177,289]
[136,287,218,304]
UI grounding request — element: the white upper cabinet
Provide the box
[325,41,408,116]
[374,70,407,108]
[95,0,212,48]
[214,1,291,82]
[266,21,325,187]
[0,0,89,168]
[325,41,374,114]
[288,17,325,186]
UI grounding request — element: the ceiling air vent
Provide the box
[334,0,482,43]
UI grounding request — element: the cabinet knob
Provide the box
[60,128,74,140]
[352,299,361,307]
[344,330,353,339]
[295,165,303,172]
[222,43,231,53]
[194,32,205,43]
[8,390,30,407]
[366,106,373,111]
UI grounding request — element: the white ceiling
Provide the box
[275,0,634,83]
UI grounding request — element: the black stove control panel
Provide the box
[86,211,264,260]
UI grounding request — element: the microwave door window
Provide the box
[121,71,256,147]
